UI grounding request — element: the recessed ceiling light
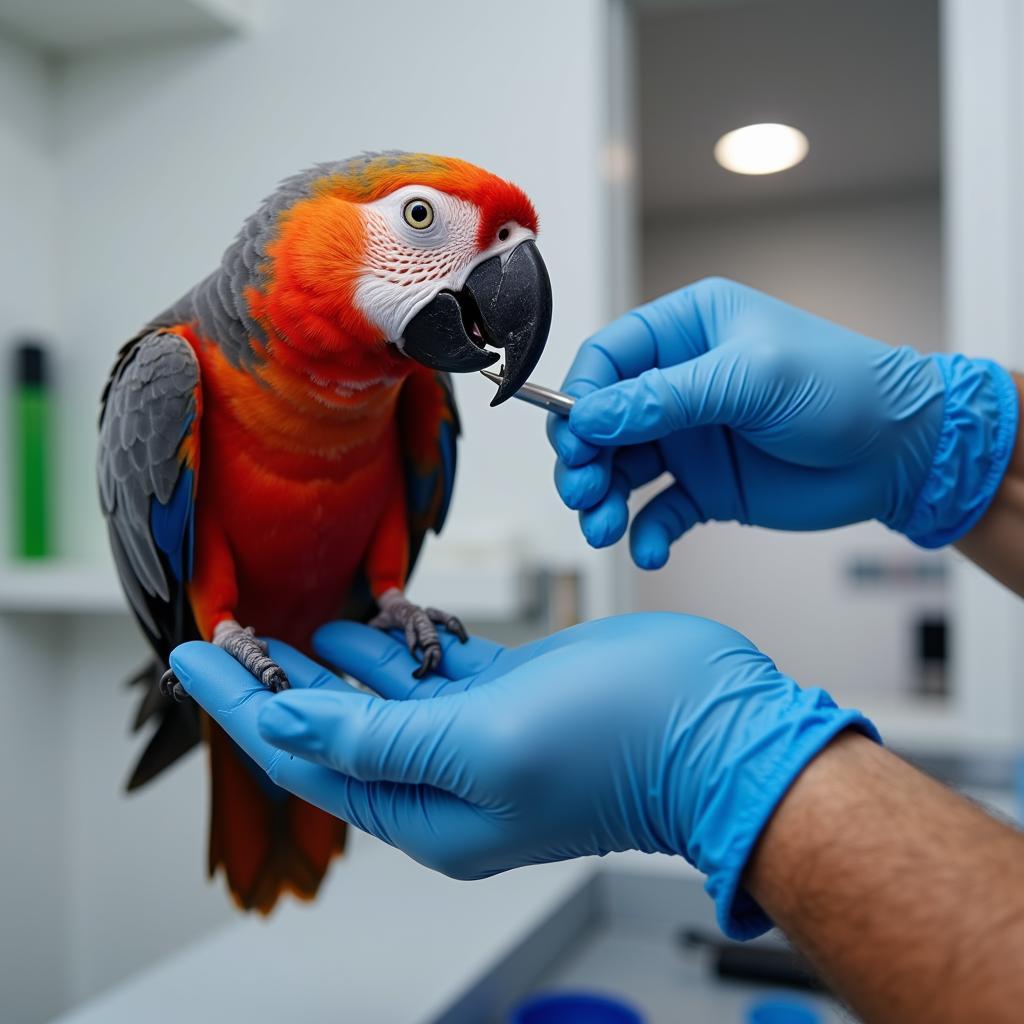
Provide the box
[714,123,809,176]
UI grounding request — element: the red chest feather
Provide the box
[188,337,409,648]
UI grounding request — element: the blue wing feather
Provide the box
[98,330,202,661]
[434,415,457,530]
[404,373,459,541]
[337,370,461,623]
[149,465,195,584]
[400,371,460,586]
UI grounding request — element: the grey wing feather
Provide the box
[98,331,199,645]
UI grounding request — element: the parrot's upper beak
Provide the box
[400,240,552,406]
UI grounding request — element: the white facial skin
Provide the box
[353,185,535,344]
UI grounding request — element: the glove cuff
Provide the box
[898,355,1018,549]
[698,691,882,941]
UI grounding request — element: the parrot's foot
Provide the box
[159,668,189,703]
[213,620,290,692]
[370,588,468,678]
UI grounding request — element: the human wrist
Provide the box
[741,732,1024,1024]
[897,355,1018,549]
[741,731,890,935]
[670,680,880,941]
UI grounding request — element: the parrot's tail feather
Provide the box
[129,660,169,730]
[207,718,347,913]
[125,660,202,791]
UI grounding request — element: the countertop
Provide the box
[52,832,698,1024]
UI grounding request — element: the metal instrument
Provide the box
[479,368,575,417]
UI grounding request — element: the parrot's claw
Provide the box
[159,668,189,703]
[370,590,467,678]
[425,607,469,644]
[213,620,290,692]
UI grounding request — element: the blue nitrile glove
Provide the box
[170,614,879,940]
[548,278,1018,567]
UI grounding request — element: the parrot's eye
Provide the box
[403,198,435,230]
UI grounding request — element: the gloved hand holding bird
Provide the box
[97,152,552,912]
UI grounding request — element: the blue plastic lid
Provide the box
[509,991,645,1024]
[747,998,821,1024]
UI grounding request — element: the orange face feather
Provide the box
[204,153,540,446]
[249,154,538,356]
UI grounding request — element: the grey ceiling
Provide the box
[638,0,940,215]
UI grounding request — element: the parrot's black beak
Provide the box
[401,240,552,406]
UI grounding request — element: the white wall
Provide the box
[0,1,619,1018]
[942,0,1024,749]
[0,31,60,542]
[642,190,943,355]
[0,32,56,288]
[633,190,948,706]
[0,34,70,1024]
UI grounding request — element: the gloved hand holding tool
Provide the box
[549,277,1017,566]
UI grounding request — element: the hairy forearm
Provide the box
[744,733,1024,1024]
[956,372,1024,595]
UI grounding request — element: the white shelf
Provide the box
[0,562,126,615]
[0,547,530,621]
[0,0,258,58]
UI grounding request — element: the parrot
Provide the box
[97,151,552,912]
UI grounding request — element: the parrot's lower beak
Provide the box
[401,240,552,406]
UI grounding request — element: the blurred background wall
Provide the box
[638,191,943,703]
[2,0,1024,1021]
[630,0,946,707]
[0,23,69,1024]
[0,1,623,1019]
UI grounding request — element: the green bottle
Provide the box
[12,342,50,559]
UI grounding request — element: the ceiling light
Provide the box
[713,123,809,176]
